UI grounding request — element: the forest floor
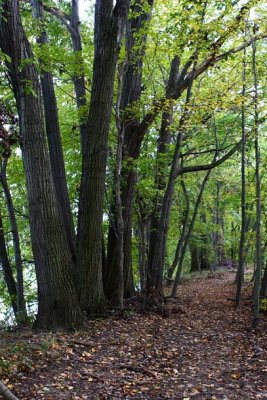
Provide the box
[0,270,266,400]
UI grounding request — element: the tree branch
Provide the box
[178,139,242,175]
[136,0,263,143]
[24,0,78,38]
[0,381,19,400]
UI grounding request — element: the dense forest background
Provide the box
[0,0,266,331]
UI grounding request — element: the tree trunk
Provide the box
[167,178,190,280]
[172,168,213,296]
[76,0,130,314]
[70,0,88,154]
[261,263,267,298]
[105,0,154,300]
[148,56,180,287]
[32,0,76,262]
[199,213,211,271]
[0,159,27,322]
[0,208,18,318]
[0,0,82,330]
[236,47,247,307]
[211,182,220,271]
[190,244,201,272]
[251,38,261,329]
[147,76,195,296]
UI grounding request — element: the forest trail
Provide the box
[0,270,266,400]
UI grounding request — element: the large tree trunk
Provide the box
[0,0,82,330]
[105,0,154,301]
[76,0,130,314]
[32,0,76,262]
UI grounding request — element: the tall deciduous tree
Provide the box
[32,0,76,262]
[75,0,130,314]
[0,0,83,329]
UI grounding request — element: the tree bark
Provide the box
[167,178,190,280]
[261,263,267,298]
[148,56,180,286]
[0,208,18,318]
[172,168,213,296]
[0,159,27,322]
[0,0,83,330]
[32,0,76,262]
[76,0,130,314]
[236,47,247,307]
[70,0,88,154]
[147,72,195,296]
[105,0,154,300]
[251,37,261,329]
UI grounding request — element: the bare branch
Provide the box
[178,139,242,175]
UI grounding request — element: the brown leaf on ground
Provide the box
[0,271,266,399]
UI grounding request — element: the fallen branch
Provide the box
[0,381,19,400]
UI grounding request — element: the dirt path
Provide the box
[1,271,266,399]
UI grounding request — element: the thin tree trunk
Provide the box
[167,178,190,280]
[148,56,180,286]
[40,0,88,153]
[235,47,247,307]
[147,70,196,296]
[0,208,18,318]
[32,0,76,262]
[172,169,212,296]
[261,262,267,298]
[0,159,27,322]
[105,0,154,300]
[114,62,126,309]
[199,212,211,271]
[76,0,130,314]
[251,37,261,329]
[211,182,220,271]
[138,220,148,293]
[0,0,83,330]
[70,0,88,154]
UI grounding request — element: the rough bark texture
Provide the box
[0,0,82,330]
[32,0,76,262]
[76,0,130,314]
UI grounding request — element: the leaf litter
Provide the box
[0,271,266,399]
